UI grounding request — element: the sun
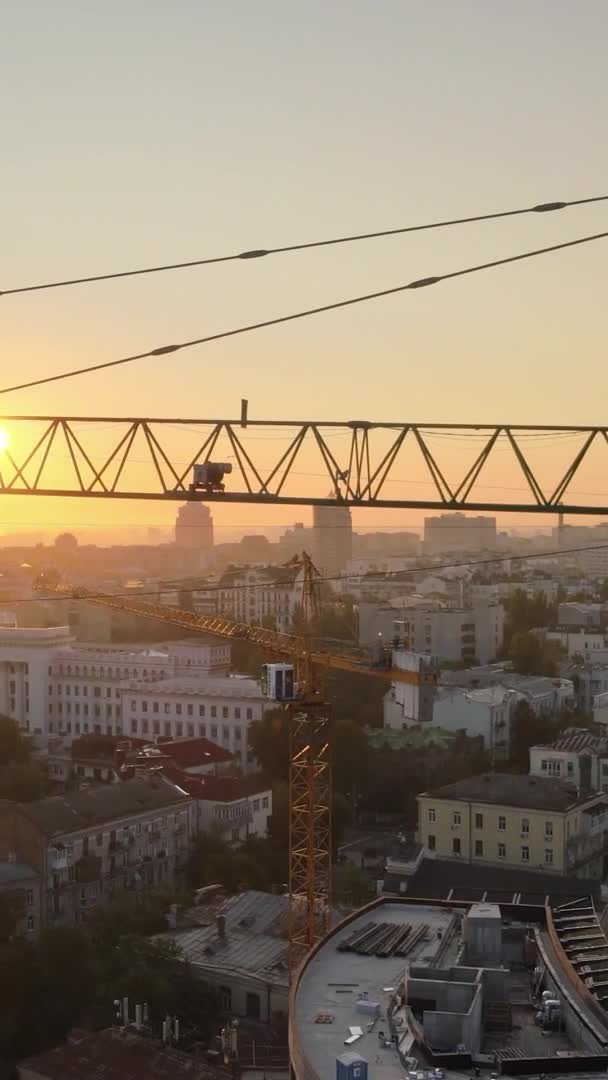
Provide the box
[0,427,10,452]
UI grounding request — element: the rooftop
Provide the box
[161,890,290,987]
[0,859,38,885]
[401,856,602,908]
[292,901,456,1080]
[156,735,235,768]
[533,727,608,755]
[161,766,270,803]
[422,772,606,811]
[18,1027,229,1080]
[123,675,264,699]
[15,776,190,837]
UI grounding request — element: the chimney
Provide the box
[217,913,226,940]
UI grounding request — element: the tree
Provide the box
[502,589,557,652]
[333,863,374,908]
[0,762,49,802]
[509,700,558,770]
[0,715,30,766]
[508,631,563,676]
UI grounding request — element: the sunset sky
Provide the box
[2,1,608,542]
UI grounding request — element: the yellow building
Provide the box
[417,774,608,879]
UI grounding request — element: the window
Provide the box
[153,720,160,735]
[545,821,553,839]
[475,813,483,829]
[176,703,182,716]
[187,723,194,737]
[222,726,230,740]
[521,846,530,863]
[262,796,269,809]
[428,834,436,850]
[222,706,229,719]
[131,718,138,733]
[246,708,253,720]
[234,726,242,741]
[142,701,148,713]
[475,840,483,856]
[219,986,232,1010]
[142,719,149,734]
[452,837,461,855]
[234,707,241,719]
[567,761,575,776]
[252,798,260,811]
[187,704,193,717]
[211,706,217,718]
[453,811,461,826]
[545,848,554,865]
[211,725,218,738]
[164,722,171,736]
[96,833,103,846]
[176,722,183,737]
[498,842,506,859]
[26,889,33,905]
[164,703,170,714]
[521,818,529,836]
[199,723,206,737]
[153,702,159,714]
[498,816,506,831]
[27,915,34,931]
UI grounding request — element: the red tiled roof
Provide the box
[18,1027,231,1080]
[155,735,235,768]
[162,765,270,804]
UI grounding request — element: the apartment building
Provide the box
[427,685,517,758]
[193,563,304,632]
[423,513,497,554]
[529,728,608,793]
[417,774,608,879]
[361,601,503,665]
[163,769,272,845]
[0,776,195,926]
[0,625,73,737]
[0,858,41,936]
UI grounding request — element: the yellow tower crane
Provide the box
[42,553,436,973]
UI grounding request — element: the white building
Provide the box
[0,627,271,770]
[431,685,517,758]
[423,512,497,553]
[360,600,505,664]
[123,675,268,770]
[0,625,73,737]
[383,649,438,728]
[558,602,605,628]
[529,729,608,793]
[388,604,504,665]
[544,628,608,661]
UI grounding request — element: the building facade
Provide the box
[0,776,195,927]
[363,602,504,665]
[123,675,267,771]
[529,728,608,793]
[417,773,608,879]
[423,513,497,554]
[0,858,41,936]
[312,502,353,579]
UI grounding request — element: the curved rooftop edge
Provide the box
[290,894,608,1080]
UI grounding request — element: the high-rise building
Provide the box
[175,503,214,551]
[424,512,497,554]
[312,502,353,579]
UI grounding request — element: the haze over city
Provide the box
[3,4,608,1079]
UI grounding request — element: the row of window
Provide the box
[52,664,168,679]
[131,700,252,720]
[428,808,554,838]
[49,721,121,737]
[130,717,243,741]
[51,684,120,698]
[429,834,554,864]
[50,814,187,858]
[49,703,121,719]
[541,758,575,777]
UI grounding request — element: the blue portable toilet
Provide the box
[336,1051,368,1080]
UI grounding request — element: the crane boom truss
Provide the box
[2,415,608,513]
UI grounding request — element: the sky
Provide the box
[2,1,608,543]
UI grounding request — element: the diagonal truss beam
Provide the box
[0,415,607,514]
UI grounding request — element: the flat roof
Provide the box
[293,902,455,1080]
